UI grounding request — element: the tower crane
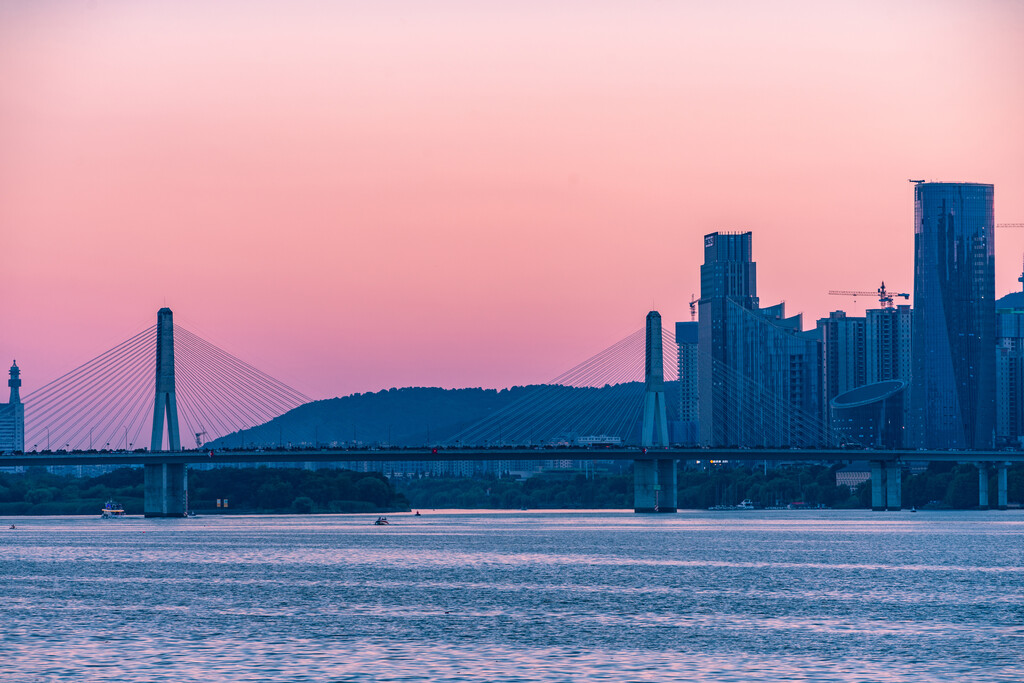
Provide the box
[996,224,1024,229]
[689,294,697,322]
[828,281,909,308]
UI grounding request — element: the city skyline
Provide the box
[2,1,1023,399]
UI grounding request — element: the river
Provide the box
[1,510,1021,681]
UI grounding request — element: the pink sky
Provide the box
[2,0,1023,399]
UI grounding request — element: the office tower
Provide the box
[698,232,823,447]
[910,182,995,449]
[0,361,25,453]
[675,321,698,444]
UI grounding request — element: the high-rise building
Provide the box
[817,311,866,432]
[865,305,912,385]
[910,182,995,449]
[675,321,698,444]
[0,361,25,453]
[698,232,824,447]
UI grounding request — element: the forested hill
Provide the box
[207,386,522,449]
[206,382,679,449]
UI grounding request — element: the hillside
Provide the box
[207,383,681,449]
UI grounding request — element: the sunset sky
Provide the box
[2,0,1023,399]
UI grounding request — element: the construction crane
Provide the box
[194,430,208,448]
[689,294,697,322]
[996,224,1024,229]
[828,281,909,308]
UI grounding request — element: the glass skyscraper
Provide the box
[910,182,995,449]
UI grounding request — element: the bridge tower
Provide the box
[145,307,187,517]
[634,311,677,512]
[151,307,181,452]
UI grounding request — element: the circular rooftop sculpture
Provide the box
[831,380,908,409]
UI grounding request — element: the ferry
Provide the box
[101,500,126,518]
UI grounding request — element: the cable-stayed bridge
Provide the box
[5,308,1019,515]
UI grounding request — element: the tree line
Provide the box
[0,461,1018,515]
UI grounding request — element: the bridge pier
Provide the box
[998,463,1008,510]
[870,461,885,511]
[870,460,901,511]
[634,458,676,513]
[144,463,188,517]
[886,462,902,511]
[657,458,677,512]
[978,463,989,510]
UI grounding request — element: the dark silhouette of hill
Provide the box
[207,386,522,448]
[206,383,681,449]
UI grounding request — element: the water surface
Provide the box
[2,510,1022,681]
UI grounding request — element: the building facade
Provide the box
[817,310,866,436]
[866,304,912,385]
[698,232,825,448]
[910,182,995,449]
[675,321,699,445]
[0,362,25,453]
[831,380,908,449]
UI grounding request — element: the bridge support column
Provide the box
[144,463,187,517]
[634,460,659,512]
[870,461,886,511]
[978,463,989,510]
[997,463,1008,510]
[885,462,901,511]
[657,459,677,512]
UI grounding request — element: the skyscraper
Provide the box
[910,182,995,449]
[817,310,866,432]
[698,232,824,447]
[0,361,25,453]
[866,305,912,385]
[675,321,698,444]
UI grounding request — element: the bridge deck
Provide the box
[4,447,1024,467]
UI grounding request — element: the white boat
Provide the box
[101,500,126,518]
[709,499,757,511]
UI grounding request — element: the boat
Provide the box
[708,499,757,511]
[374,516,390,525]
[101,500,126,518]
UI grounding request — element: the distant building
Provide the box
[698,232,824,448]
[865,304,912,385]
[817,311,866,437]
[831,380,908,449]
[996,290,1024,447]
[835,463,871,489]
[909,182,995,449]
[675,321,698,445]
[0,361,24,453]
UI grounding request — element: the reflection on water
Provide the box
[1,511,1022,682]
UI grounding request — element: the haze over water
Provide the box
[1,510,1022,681]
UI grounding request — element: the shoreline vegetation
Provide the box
[0,462,1019,516]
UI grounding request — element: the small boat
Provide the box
[101,500,126,518]
[910,506,917,513]
[709,499,757,511]
[414,511,421,517]
[374,516,390,525]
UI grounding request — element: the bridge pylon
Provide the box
[146,307,186,517]
[635,311,676,513]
